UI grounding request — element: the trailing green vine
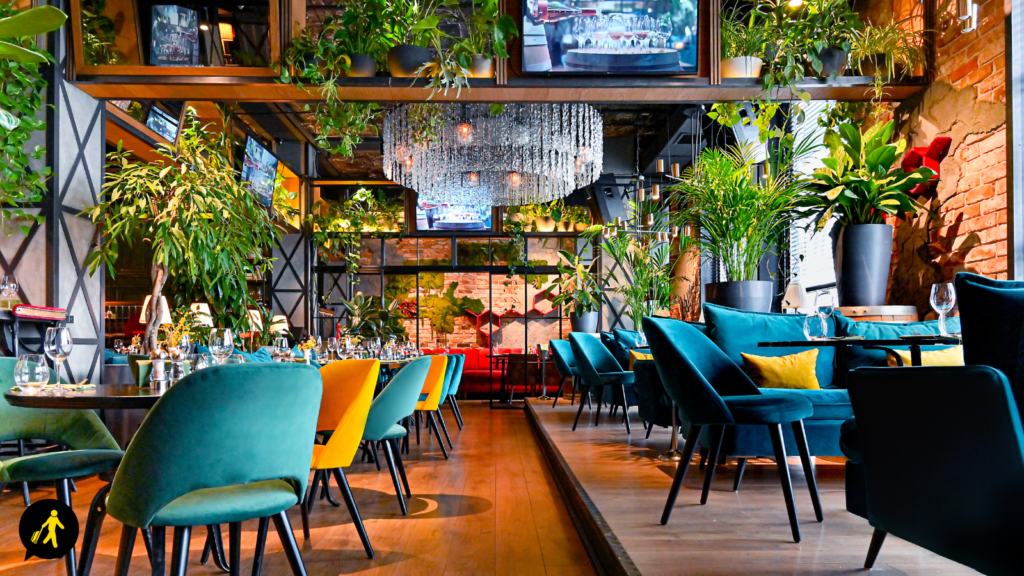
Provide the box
[307,188,406,273]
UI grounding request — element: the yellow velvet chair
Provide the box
[414,355,451,459]
[299,358,379,558]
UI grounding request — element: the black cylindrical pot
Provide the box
[816,46,847,77]
[388,45,432,77]
[704,281,774,313]
[569,310,599,333]
[833,224,893,306]
[345,53,377,77]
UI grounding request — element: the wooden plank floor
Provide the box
[529,398,979,576]
[0,402,595,576]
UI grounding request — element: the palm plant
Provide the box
[795,120,934,230]
[668,141,810,282]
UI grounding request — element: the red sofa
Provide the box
[421,347,523,396]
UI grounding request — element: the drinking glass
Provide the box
[930,282,956,336]
[327,337,339,361]
[223,354,245,365]
[1,274,18,310]
[113,339,125,353]
[814,291,836,317]
[607,15,626,50]
[209,328,235,365]
[189,353,210,372]
[803,312,828,340]
[592,16,608,49]
[14,354,49,395]
[637,16,652,49]
[657,17,672,48]
[572,16,588,48]
[44,327,73,392]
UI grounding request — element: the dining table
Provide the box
[757,335,962,367]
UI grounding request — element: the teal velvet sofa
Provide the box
[670,304,961,459]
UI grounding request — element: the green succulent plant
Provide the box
[339,292,409,341]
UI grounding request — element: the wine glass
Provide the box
[814,291,836,317]
[657,16,672,48]
[44,327,73,392]
[1,274,18,310]
[930,282,956,336]
[592,15,608,49]
[14,354,49,395]
[803,312,827,340]
[209,328,235,365]
[607,15,626,50]
[572,16,588,49]
[328,337,340,361]
[113,339,125,354]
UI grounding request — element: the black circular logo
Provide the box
[19,499,79,561]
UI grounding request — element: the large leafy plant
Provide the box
[797,120,934,230]
[0,5,66,232]
[85,108,277,350]
[720,3,766,60]
[669,141,810,282]
[339,292,409,341]
[421,281,484,339]
[548,251,604,315]
[307,188,405,274]
[454,0,519,63]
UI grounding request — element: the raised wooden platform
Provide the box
[526,399,977,576]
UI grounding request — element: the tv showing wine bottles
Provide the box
[522,0,698,74]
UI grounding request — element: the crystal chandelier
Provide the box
[382,103,603,206]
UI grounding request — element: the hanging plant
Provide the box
[306,188,406,274]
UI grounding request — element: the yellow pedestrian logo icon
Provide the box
[19,500,78,561]
[31,510,65,548]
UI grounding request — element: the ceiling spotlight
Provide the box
[671,163,680,178]
[656,158,665,173]
[199,23,210,31]
[638,187,646,202]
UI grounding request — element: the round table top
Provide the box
[5,384,164,410]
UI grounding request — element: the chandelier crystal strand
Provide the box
[383,103,603,206]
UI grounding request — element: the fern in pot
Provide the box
[721,3,766,79]
[669,142,809,312]
[548,251,605,333]
[850,16,925,102]
[453,0,519,78]
[795,120,933,306]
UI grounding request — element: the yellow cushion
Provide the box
[886,345,964,367]
[628,350,653,370]
[740,349,821,390]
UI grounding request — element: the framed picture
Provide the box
[150,5,200,66]
[522,0,699,75]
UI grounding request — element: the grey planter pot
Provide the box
[469,54,494,78]
[569,310,599,333]
[833,224,893,306]
[816,46,847,77]
[704,280,774,313]
[344,53,377,77]
[388,45,432,77]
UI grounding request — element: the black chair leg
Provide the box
[700,426,725,505]
[305,470,321,514]
[553,376,566,407]
[570,376,578,406]
[451,397,465,429]
[768,423,802,543]
[661,425,703,525]
[333,468,374,559]
[436,409,454,450]
[114,525,137,576]
[320,468,341,507]
[791,420,824,522]
[571,385,589,431]
[18,440,30,506]
[864,528,887,569]
[272,511,310,576]
[228,522,241,576]
[55,478,77,576]
[645,422,654,440]
[169,526,191,576]
[201,530,212,565]
[593,385,605,426]
[370,441,381,471]
[150,526,166,576]
[620,385,631,434]
[415,411,421,445]
[448,398,463,430]
[251,517,269,576]
[426,412,449,459]
[733,458,747,492]
[382,440,408,515]
[389,439,412,497]
[301,471,316,540]
[77,482,111,576]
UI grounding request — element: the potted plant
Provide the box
[549,250,604,333]
[339,293,409,341]
[454,0,519,78]
[796,120,934,306]
[384,0,453,77]
[84,107,278,350]
[850,17,925,101]
[333,0,391,77]
[669,142,808,312]
[720,3,766,79]
[802,0,862,78]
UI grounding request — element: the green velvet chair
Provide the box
[444,354,466,429]
[847,365,1024,575]
[97,363,322,576]
[569,332,635,433]
[549,339,582,408]
[644,316,822,542]
[364,356,432,515]
[0,357,124,576]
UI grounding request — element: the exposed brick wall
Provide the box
[888,0,1008,315]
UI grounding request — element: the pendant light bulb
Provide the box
[638,187,646,202]
[656,159,665,173]
[652,184,661,202]
[671,163,681,178]
[456,122,473,143]
[646,213,654,226]
[671,225,679,239]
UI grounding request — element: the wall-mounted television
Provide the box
[415,198,493,232]
[522,1,699,75]
[145,105,180,141]
[241,136,278,208]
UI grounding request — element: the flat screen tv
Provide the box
[241,136,278,208]
[522,1,698,75]
[415,198,493,232]
[145,106,179,141]
[150,5,200,66]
